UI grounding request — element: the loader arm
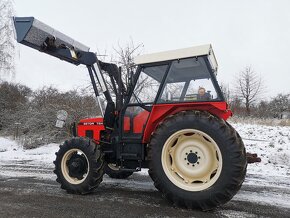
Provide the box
[13,17,119,125]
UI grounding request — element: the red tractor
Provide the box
[14,17,247,210]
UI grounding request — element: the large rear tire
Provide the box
[105,163,133,179]
[148,111,247,210]
[53,137,104,194]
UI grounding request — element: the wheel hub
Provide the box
[61,149,89,184]
[187,152,198,164]
[67,154,88,179]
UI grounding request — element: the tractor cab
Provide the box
[119,45,230,140]
[133,44,220,104]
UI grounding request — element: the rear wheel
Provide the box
[148,111,247,210]
[54,137,104,194]
[105,163,133,179]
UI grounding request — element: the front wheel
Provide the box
[53,137,104,194]
[148,111,247,210]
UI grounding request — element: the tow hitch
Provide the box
[246,152,261,163]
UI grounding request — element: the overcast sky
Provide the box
[9,0,290,97]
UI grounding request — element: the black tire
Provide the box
[104,163,133,179]
[148,111,247,210]
[53,137,104,194]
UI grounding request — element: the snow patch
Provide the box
[0,137,58,167]
[230,123,290,177]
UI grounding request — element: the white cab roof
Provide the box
[134,44,218,72]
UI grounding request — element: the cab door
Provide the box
[121,64,169,139]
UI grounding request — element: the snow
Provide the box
[0,137,57,167]
[0,122,289,209]
[231,123,290,177]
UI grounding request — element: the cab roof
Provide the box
[134,44,218,73]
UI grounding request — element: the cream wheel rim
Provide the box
[61,149,89,185]
[161,129,222,191]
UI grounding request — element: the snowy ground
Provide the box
[0,122,289,216]
[231,122,290,178]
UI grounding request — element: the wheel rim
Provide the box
[61,149,89,184]
[161,129,222,191]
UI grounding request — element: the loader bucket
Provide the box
[13,17,90,53]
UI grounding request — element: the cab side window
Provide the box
[158,57,221,103]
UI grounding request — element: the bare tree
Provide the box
[113,39,144,88]
[220,82,231,103]
[113,40,169,104]
[0,0,15,78]
[268,93,290,118]
[0,82,101,148]
[235,66,264,116]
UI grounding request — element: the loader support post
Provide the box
[92,64,113,104]
[87,66,104,117]
[117,67,123,111]
[87,66,100,99]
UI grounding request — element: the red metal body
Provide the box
[78,117,105,140]
[77,102,231,143]
[142,102,231,143]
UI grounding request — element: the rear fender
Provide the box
[142,102,232,143]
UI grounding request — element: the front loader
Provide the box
[13,17,247,210]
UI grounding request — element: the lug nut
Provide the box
[192,164,195,167]
[190,150,192,152]
[195,152,198,154]
[186,153,188,155]
[197,162,199,164]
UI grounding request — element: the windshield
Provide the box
[129,64,168,104]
